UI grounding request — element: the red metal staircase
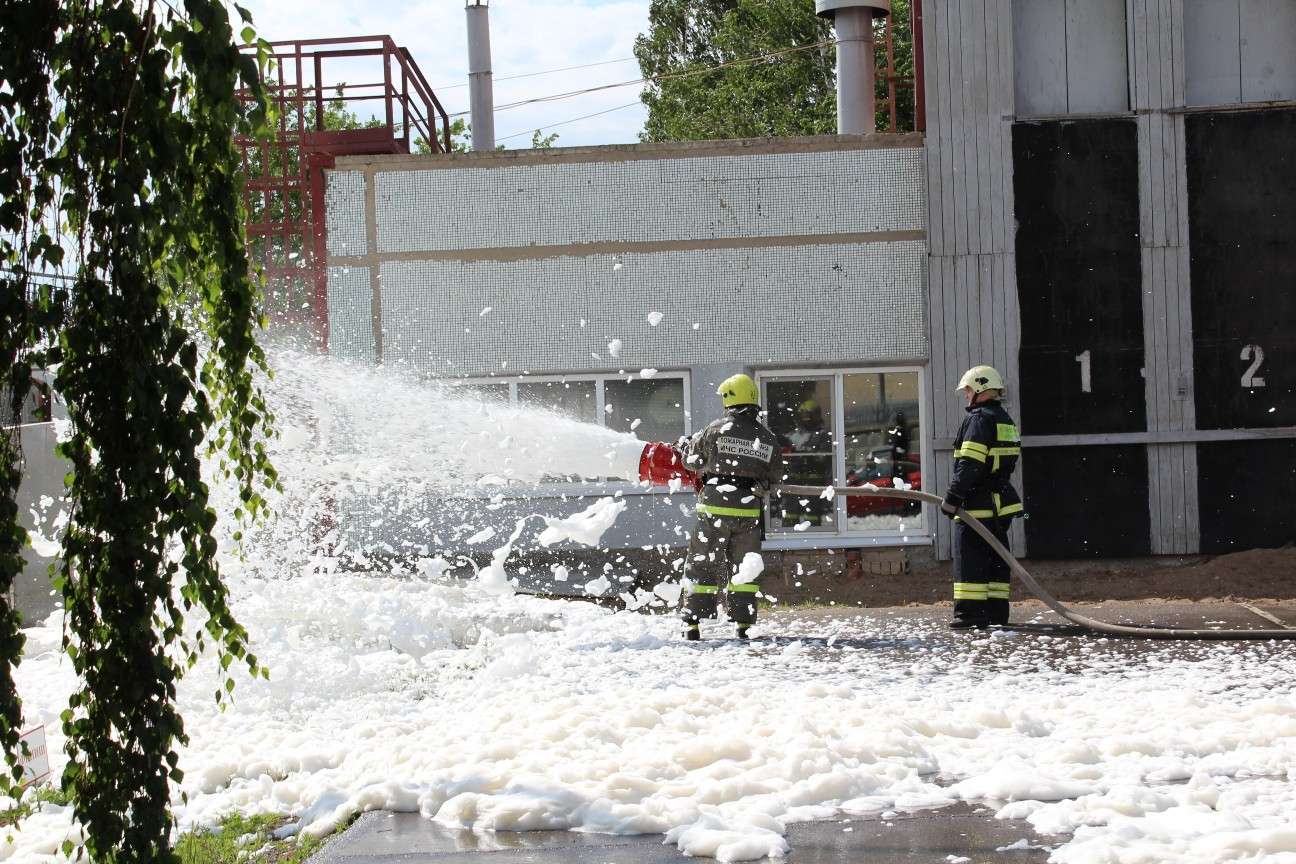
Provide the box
[236,36,450,349]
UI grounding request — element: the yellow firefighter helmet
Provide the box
[717,373,760,408]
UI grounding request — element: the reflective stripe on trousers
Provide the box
[698,503,762,518]
[959,581,1010,600]
[682,512,763,626]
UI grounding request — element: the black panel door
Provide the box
[1013,119,1147,557]
[1187,109,1296,430]
[1022,446,1152,559]
[1014,119,1145,437]
[1197,440,1296,554]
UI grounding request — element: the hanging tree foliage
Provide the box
[0,0,276,860]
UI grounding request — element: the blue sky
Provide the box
[236,0,652,148]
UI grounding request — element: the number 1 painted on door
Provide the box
[1075,350,1092,393]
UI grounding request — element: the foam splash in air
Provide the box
[265,350,647,491]
[227,350,648,582]
[732,552,765,585]
[538,497,627,548]
[467,498,629,596]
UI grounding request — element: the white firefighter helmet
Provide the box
[956,365,1005,394]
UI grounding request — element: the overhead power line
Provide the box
[434,56,638,90]
[445,38,835,120]
[495,101,643,144]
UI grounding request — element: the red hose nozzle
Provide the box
[638,442,698,489]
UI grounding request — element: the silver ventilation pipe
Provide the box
[816,0,890,134]
[465,0,495,151]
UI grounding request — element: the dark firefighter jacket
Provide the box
[947,398,1022,520]
[682,408,784,519]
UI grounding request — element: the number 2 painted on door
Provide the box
[1240,344,1266,388]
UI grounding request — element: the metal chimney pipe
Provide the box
[465,0,495,151]
[816,0,890,134]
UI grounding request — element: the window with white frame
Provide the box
[446,372,690,483]
[760,368,924,539]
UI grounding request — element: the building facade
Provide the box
[324,136,932,571]
[318,0,1296,572]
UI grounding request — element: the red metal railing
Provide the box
[876,0,923,133]
[236,36,451,350]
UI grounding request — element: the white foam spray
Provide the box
[214,351,653,586]
[265,351,647,491]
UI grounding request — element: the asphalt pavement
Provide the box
[307,601,1296,864]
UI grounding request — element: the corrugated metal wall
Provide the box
[921,0,1023,558]
[924,0,1296,559]
[1129,0,1199,555]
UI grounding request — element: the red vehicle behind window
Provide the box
[844,455,921,516]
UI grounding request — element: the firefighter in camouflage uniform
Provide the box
[679,373,784,640]
[940,365,1023,629]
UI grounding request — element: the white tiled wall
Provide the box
[325,142,928,378]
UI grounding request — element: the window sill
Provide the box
[762,532,932,551]
[455,480,681,498]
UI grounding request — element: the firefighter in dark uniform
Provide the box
[940,365,1022,629]
[779,399,833,527]
[886,411,911,475]
[679,373,784,640]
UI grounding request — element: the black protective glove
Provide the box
[940,494,962,519]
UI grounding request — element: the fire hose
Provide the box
[639,441,1296,639]
[776,484,1296,641]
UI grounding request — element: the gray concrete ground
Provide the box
[311,804,1056,864]
[307,601,1296,864]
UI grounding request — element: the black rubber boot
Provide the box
[736,624,750,640]
[684,623,701,641]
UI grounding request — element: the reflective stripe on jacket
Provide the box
[948,399,1022,520]
[682,408,784,518]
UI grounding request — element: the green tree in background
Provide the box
[530,129,560,149]
[635,0,836,140]
[415,117,478,154]
[635,0,914,142]
[414,119,556,153]
[0,1,276,860]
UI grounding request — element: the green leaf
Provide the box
[0,1,279,856]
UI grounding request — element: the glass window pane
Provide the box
[605,377,686,443]
[516,380,599,482]
[843,371,923,531]
[517,380,597,424]
[444,381,509,404]
[1,377,48,426]
[764,377,837,533]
